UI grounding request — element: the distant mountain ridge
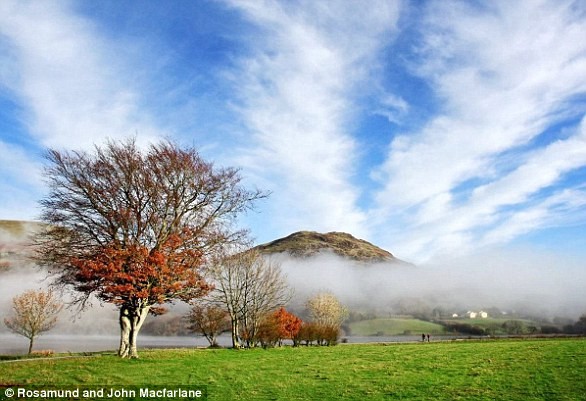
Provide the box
[1,221,409,265]
[255,231,407,264]
[0,220,42,270]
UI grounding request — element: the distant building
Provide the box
[465,310,488,319]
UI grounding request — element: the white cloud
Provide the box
[374,0,586,261]
[373,93,409,124]
[0,1,168,219]
[227,0,400,238]
[482,187,586,245]
[0,1,163,150]
[0,0,584,264]
[0,140,45,220]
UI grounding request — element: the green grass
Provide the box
[348,318,445,336]
[1,338,584,400]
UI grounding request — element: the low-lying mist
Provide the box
[0,263,119,335]
[275,248,586,320]
[1,241,584,338]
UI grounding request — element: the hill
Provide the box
[0,220,42,269]
[0,219,35,238]
[255,231,406,263]
[1,222,409,265]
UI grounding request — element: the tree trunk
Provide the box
[118,303,150,358]
[28,336,34,355]
[230,318,241,349]
[119,306,131,357]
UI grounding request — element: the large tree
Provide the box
[34,138,266,358]
[4,289,63,354]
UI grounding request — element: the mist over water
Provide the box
[0,262,119,336]
[1,220,585,349]
[275,248,586,320]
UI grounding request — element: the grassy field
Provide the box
[1,338,584,400]
[348,317,445,336]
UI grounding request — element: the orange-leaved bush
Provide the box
[273,307,303,342]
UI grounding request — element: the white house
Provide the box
[465,310,488,319]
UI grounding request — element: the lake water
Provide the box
[0,334,214,355]
[0,333,447,355]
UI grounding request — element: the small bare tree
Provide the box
[207,249,292,348]
[186,302,230,347]
[4,289,63,354]
[305,292,347,346]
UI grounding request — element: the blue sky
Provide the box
[1,0,586,263]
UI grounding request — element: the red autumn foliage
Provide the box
[70,235,210,313]
[273,307,303,341]
[294,322,340,346]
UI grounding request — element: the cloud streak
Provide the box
[0,0,585,264]
[374,0,586,260]
[0,1,168,220]
[0,1,164,150]
[227,0,399,239]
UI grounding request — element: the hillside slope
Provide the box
[255,231,407,264]
[0,220,42,270]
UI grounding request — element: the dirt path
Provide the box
[0,354,103,364]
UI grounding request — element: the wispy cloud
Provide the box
[0,1,166,219]
[0,0,584,264]
[374,0,586,260]
[0,0,163,150]
[226,0,400,238]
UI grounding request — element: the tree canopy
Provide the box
[35,138,267,357]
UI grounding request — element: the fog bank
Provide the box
[0,263,119,335]
[274,248,586,319]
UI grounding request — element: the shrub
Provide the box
[442,322,486,335]
[256,314,281,348]
[31,350,54,357]
[540,325,562,334]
